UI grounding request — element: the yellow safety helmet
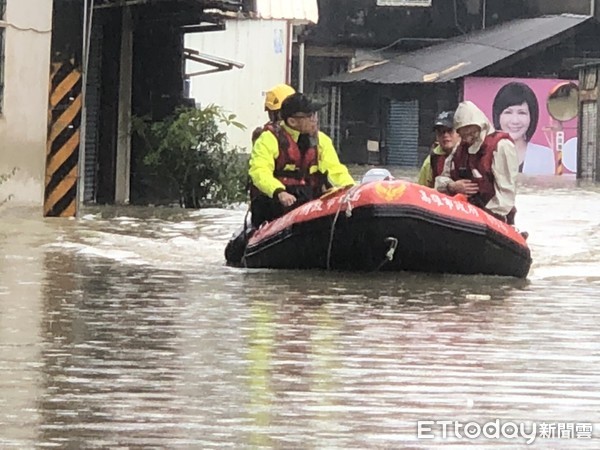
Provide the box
[264,84,296,111]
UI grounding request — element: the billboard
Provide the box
[464,77,578,175]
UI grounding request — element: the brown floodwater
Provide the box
[1,173,599,448]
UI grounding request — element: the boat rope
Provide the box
[326,186,359,270]
[374,237,399,271]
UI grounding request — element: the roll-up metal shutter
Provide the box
[317,84,341,150]
[83,21,103,203]
[387,100,418,166]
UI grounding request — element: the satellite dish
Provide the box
[547,82,579,122]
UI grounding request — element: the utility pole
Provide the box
[481,0,486,30]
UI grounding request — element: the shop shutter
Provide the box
[83,21,103,203]
[387,99,419,166]
[318,84,341,150]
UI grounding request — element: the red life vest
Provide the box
[250,124,322,199]
[430,151,449,180]
[450,132,512,207]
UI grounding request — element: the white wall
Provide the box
[185,19,290,152]
[0,0,53,209]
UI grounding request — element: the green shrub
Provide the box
[133,105,248,208]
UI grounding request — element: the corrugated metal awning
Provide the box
[255,0,319,24]
[324,14,591,85]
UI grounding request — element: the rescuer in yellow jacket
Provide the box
[249,93,355,227]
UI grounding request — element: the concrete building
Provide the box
[324,14,600,171]
[184,1,319,151]
[299,0,600,171]
[1,0,247,213]
[0,0,53,210]
[185,18,294,152]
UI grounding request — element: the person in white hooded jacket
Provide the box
[435,101,519,223]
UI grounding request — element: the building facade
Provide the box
[185,18,293,152]
[301,0,600,168]
[185,0,319,151]
[325,15,600,168]
[0,0,53,209]
[2,0,249,212]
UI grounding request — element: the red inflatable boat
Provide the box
[233,179,531,278]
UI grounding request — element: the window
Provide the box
[0,0,5,112]
[376,0,432,6]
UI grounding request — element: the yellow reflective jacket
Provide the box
[249,122,355,198]
[417,144,447,188]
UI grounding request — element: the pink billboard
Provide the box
[464,76,578,175]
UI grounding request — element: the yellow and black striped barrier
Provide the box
[44,60,82,217]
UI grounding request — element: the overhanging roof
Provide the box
[324,14,592,85]
[255,0,319,25]
[94,0,243,11]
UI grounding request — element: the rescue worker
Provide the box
[417,110,460,188]
[251,83,296,144]
[435,101,519,223]
[248,93,355,227]
[225,84,297,266]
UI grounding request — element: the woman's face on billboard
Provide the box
[499,102,531,142]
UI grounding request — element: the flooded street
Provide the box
[1,174,600,448]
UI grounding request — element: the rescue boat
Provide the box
[227,179,531,278]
